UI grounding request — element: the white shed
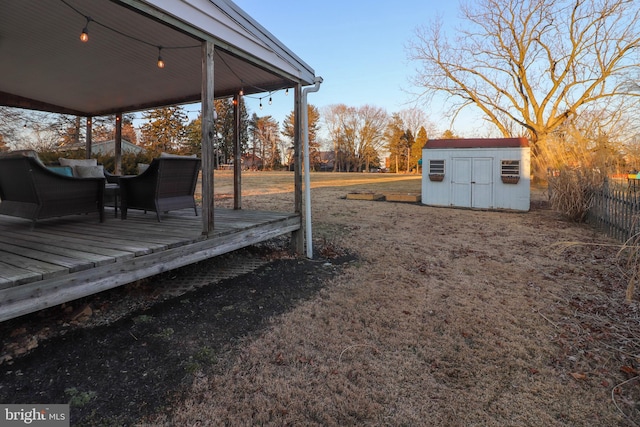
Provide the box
[421,138,530,211]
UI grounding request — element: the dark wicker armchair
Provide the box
[0,156,105,225]
[119,157,201,221]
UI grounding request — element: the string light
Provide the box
[80,16,91,42]
[259,99,263,110]
[62,0,198,68]
[157,46,165,69]
[285,88,289,96]
[268,96,272,105]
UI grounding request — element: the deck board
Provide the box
[0,208,301,322]
[0,231,115,267]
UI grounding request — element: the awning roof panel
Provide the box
[0,0,315,116]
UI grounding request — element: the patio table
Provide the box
[104,183,120,217]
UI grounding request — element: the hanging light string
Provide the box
[214,49,292,103]
[62,0,295,103]
[61,0,199,67]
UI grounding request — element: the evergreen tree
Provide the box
[440,129,458,139]
[249,114,281,170]
[214,98,249,167]
[401,130,415,174]
[140,106,188,156]
[87,114,138,144]
[184,115,202,156]
[282,104,321,170]
[385,113,406,173]
[413,126,428,173]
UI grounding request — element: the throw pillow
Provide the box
[75,165,105,178]
[59,158,98,177]
[47,166,74,177]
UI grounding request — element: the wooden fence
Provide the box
[589,186,640,242]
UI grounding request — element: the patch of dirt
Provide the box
[0,239,355,426]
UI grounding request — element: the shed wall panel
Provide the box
[422,146,530,211]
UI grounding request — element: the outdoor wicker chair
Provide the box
[0,155,105,225]
[119,157,201,221]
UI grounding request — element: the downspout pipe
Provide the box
[302,76,323,258]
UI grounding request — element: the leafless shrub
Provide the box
[547,168,604,222]
[537,129,611,222]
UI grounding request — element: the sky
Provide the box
[229,0,473,137]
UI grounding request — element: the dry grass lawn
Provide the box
[153,171,637,426]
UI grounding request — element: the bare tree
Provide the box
[323,104,350,171]
[397,108,436,143]
[0,107,26,150]
[408,0,640,173]
[324,104,388,172]
[20,122,61,152]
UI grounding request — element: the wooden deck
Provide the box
[0,208,300,322]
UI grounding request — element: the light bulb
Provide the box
[80,17,91,42]
[269,97,272,105]
[157,47,165,69]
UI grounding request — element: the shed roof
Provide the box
[424,137,529,149]
[0,0,316,117]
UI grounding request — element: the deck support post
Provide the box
[291,83,304,255]
[201,41,216,235]
[233,93,242,210]
[114,113,122,175]
[85,117,92,157]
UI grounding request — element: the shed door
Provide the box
[471,158,493,209]
[451,157,493,208]
[451,158,472,207]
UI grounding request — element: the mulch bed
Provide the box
[0,240,354,426]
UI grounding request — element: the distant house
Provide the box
[318,151,335,171]
[64,139,144,155]
[242,153,263,170]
